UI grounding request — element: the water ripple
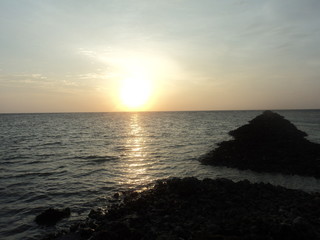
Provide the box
[0,111,320,240]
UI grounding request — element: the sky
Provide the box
[0,0,320,113]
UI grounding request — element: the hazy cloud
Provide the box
[0,0,320,112]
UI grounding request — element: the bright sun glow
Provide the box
[91,50,179,111]
[119,60,154,111]
[120,76,152,110]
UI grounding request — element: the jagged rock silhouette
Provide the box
[201,111,320,177]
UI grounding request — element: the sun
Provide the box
[118,57,155,111]
[120,76,152,111]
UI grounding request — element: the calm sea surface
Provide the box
[1,110,320,239]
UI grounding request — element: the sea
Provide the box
[1,110,320,240]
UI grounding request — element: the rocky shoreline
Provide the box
[40,111,320,239]
[43,177,320,240]
[201,111,320,177]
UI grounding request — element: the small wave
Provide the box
[2,155,30,161]
[79,155,115,160]
[35,154,54,157]
[24,194,51,203]
[76,155,119,164]
[49,188,101,198]
[23,160,42,165]
[6,182,32,188]
[73,168,105,178]
[149,154,162,158]
[13,172,54,178]
[168,144,187,148]
[1,223,33,238]
[114,146,131,151]
[10,170,68,179]
[40,141,62,146]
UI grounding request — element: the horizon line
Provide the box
[1,108,320,115]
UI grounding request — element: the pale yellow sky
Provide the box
[1,0,320,113]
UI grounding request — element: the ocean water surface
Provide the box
[1,110,320,239]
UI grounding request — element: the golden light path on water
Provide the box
[118,113,152,188]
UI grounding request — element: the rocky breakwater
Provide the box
[36,208,71,226]
[45,177,320,240]
[201,110,320,177]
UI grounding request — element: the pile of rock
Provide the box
[201,111,320,177]
[45,177,320,240]
[36,208,70,226]
[40,111,320,240]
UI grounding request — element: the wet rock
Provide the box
[43,178,320,240]
[79,227,95,239]
[113,192,120,199]
[88,208,106,221]
[69,223,80,232]
[168,177,200,197]
[201,111,320,177]
[35,207,70,226]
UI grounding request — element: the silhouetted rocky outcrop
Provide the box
[201,110,320,177]
[44,178,320,240]
[35,208,70,226]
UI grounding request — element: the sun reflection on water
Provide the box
[118,113,152,188]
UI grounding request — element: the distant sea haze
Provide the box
[1,110,320,240]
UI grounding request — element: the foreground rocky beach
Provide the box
[44,177,320,240]
[40,111,320,240]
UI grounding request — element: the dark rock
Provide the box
[69,222,80,232]
[43,178,320,240]
[229,110,307,141]
[201,111,320,177]
[168,176,200,196]
[88,208,106,221]
[35,207,70,226]
[79,227,95,239]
